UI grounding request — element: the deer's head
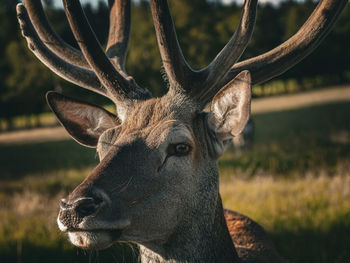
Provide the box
[17,0,345,251]
[49,70,251,249]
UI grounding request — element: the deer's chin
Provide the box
[68,230,121,250]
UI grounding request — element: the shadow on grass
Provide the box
[0,140,98,179]
[1,224,349,263]
[271,222,350,263]
[0,240,138,263]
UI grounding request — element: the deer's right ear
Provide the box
[207,71,251,156]
[46,92,120,147]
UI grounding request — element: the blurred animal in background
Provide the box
[232,118,254,154]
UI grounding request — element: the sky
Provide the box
[221,0,280,4]
[52,0,282,9]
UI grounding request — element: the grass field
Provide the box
[0,102,349,263]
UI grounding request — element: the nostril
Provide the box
[74,197,101,217]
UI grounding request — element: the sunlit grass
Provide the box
[221,174,350,232]
[221,174,350,263]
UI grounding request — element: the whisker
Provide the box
[112,176,134,194]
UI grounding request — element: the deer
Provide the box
[16,0,346,262]
[232,118,254,154]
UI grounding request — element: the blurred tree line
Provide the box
[0,0,349,128]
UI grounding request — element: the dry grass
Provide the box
[220,173,350,263]
[221,173,350,231]
[1,172,349,263]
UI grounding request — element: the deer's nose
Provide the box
[60,197,103,217]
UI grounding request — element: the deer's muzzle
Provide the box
[58,194,103,232]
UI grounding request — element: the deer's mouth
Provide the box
[65,224,125,249]
[57,215,130,249]
[67,230,122,249]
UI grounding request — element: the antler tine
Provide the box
[106,0,131,72]
[150,0,195,89]
[23,0,89,69]
[200,0,257,92]
[62,0,150,102]
[16,3,105,96]
[218,0,347,98]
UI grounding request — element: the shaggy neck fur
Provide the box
[139,195,239,263]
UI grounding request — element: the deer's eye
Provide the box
[168,143,191,156]
[175,144,190,154]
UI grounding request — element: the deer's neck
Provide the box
[139,195,239,263]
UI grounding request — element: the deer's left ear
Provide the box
[208,70,251,146]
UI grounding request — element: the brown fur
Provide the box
[225,209,287,263]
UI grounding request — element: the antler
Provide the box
[17,0,151,106]
[150,0,257,103]
[151,0,346,107]
[219,0,347,91]
[18,0,346,109]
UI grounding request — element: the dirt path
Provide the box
[251,85,350,114]
[1,86,349,145]
[0,126,70,145]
